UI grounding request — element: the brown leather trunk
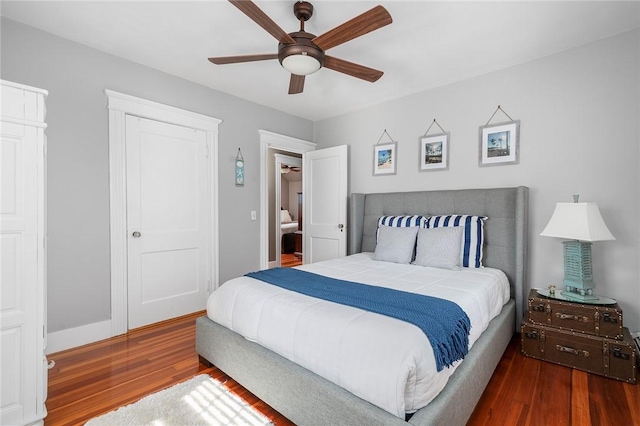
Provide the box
[526,291,623,340]
[521,322,637,384]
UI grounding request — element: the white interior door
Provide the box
[303,145,348,264]
[126,116,210,329]
[1,119,41,425]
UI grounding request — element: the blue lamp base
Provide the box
[560,289,599,302]
[561,240,600,302]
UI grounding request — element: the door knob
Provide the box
[338,224,344,232]
[132,231,141,238]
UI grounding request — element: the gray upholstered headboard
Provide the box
[349,186,529,325]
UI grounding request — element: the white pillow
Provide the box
[280,210,293,223]
[372,225,419,264]
[414,227,463,270]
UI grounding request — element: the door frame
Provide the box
[274,154,302,266]
[106,90,222,336]
[259,130,315,270]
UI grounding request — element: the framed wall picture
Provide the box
[420,132,449,171]
[235,148,245,186]
[479,120,520,166]
[373,142,397,175]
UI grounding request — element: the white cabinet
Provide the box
[1,80,48,425]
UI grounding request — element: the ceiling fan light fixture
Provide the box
[281,52,321,76]
[278,34,325,76]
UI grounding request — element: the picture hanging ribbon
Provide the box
[422,119,447,136]
[376,128,396,144]
[235,148,244,187]
[484,105,514,126]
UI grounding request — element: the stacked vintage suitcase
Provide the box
[521,289,637,383]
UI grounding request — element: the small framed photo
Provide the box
[420,133,449,171]
[479,120,520,166]
[235,158,244,186]
[373,142,397,176]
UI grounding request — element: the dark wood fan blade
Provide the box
[323,56,383,82]
[312,5,392,51]
[208,53,278,65]
[289,74,305,94]
[229,0,295,44]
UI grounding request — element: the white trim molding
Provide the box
[259,130,315,270]
[46,320,112,355]
[106,90,222,337]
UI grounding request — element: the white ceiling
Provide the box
[2,1,638,121]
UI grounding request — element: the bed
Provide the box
[197,186,528,425]
[280,209,298,237]
[281,209,299,253]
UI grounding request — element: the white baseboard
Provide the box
[268,260,278,268]
[46,319,114,355]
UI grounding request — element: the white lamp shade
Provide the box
[282,54,321,76]
[540,202,615,241]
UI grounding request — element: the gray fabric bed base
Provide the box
[195,299,515,426]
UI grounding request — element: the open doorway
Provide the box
[259,130,316,270]
[276,154,302,268]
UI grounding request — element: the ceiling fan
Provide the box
[281,164,301,174]
[208,0,392,94]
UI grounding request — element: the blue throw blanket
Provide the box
[245,268,471,371]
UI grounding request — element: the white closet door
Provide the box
[1,81,47,426]
[126,116,210,329]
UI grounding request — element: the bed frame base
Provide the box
[196,299,515,425]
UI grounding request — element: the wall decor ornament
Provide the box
[235,148,245,186]
[373,129,397,176]
[420,119,449,171]
[479,105,520,167]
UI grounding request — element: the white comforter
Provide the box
[206,253,510,418]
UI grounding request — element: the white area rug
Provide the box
[85,374,274,426]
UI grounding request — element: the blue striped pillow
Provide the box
[425,215,487,268]
[378,215,426,228]
[376,215,427,244]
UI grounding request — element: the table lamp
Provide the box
[540,195,615,302]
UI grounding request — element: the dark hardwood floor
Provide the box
[46,312,639,426]
[281,252,302,267]
[45,312,294,426]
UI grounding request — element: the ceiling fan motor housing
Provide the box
[278,31,325,75]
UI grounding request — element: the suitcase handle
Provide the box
[556,345,590,357]
[555,312,589,322]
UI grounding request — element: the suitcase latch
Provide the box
[531,303,546,312]
[525,330,538,339]
[556,345,590,357]
[612,346,629,360]
[602,312,618,324]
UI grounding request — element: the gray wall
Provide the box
[1,18,313,333]
[314,29,640,331]
[3,17,639,335]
